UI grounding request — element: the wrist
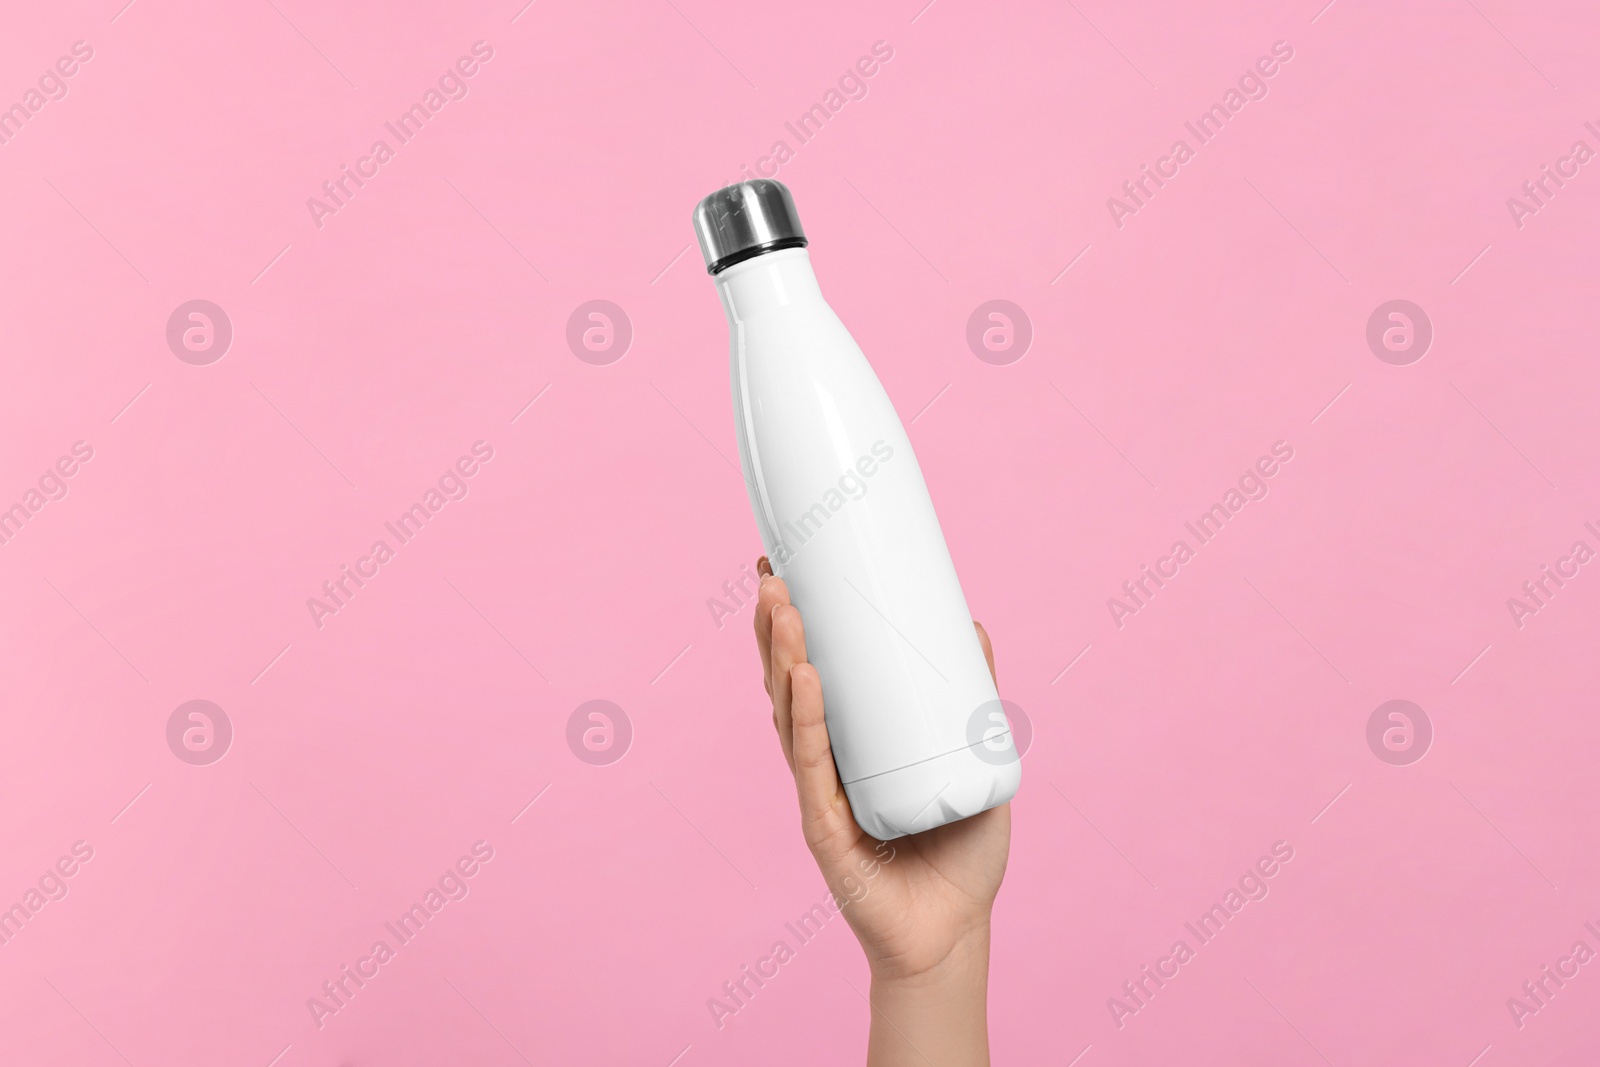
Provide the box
[868,918,991,986]
[866,924,991,1067]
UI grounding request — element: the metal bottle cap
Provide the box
[692,179,808,274]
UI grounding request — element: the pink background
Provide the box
[3,0,1599,1063]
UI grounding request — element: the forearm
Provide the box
[867,926,991,1067]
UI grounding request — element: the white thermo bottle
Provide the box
[693,179,1020,840]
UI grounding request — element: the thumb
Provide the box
[789,662,856,851]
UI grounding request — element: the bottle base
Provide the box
[842,742,1022,841]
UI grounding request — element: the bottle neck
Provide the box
[715,248,822,325]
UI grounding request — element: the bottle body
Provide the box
[718,248,1020,840]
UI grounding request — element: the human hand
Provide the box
[753,556,1008,1066]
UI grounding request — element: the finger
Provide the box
[769,602,807,774]
[754,574,791,697]
[974,619,997,686]
[789,662,854,848]
[756,555,773,578]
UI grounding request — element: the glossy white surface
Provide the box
[717,248,1020,839]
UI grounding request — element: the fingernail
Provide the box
[757,555,772,577]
